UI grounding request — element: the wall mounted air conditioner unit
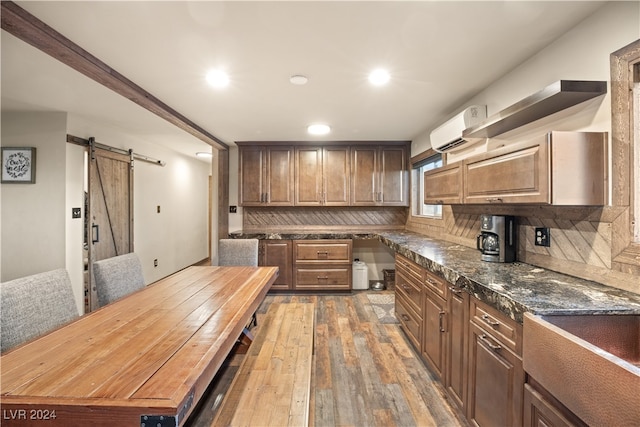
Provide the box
[430,105,487,153]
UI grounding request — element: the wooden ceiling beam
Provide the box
[1,1,228,151]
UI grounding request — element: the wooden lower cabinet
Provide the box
[395,292,422,349]
[394,257,526,427]
[445,284,469,412]
[523,383,587,427]
[421,284,446,380]
[292,239,352,290]
[259,240,293,290]
[467,299,524,427]
[395,254,424,350]
[260,239,353,291]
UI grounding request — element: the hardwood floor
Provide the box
[186,291,468,427]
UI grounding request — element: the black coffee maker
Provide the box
[476,215,516,262]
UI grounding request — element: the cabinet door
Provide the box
[422,289,446,380]
[350,146,378,205]
[323,147,350,205]
[295,147,323,205]
[260,240,292,290]
[396,292,422,350]
[424,162,463,204]
[239,147,265,206]
[379,146,408,206]
[523,384,586,427]
[464,139,550,204]
[468,321,524,427]
[446,286,469,412]
[266,147,294,205]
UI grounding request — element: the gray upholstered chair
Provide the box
[93,253,145,307]
[1,268,79,353]
[218,239,259,266]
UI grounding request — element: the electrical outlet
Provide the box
[229,205,237,213]
[71,207,82,219]
[535,227,551,247]
[157,205,161,213]
[154,259,158,267]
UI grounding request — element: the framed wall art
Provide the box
[2,147,36,184]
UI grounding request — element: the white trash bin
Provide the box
[352,260,368,290]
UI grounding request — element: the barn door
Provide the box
[86,144,133,312]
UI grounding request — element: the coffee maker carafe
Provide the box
[477,215,516,263]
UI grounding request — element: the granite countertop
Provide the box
[230,230,640,323]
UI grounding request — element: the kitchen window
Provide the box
[412,153,443,218]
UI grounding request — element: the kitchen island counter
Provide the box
[229,230,640,322]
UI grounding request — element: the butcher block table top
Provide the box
[0,266,278,427]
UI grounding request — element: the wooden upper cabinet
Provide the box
[239,145,294,206]
[266,147,295,205]
[295,146,350,206]
[351,146,378,205]
[323,147,350,205]
[463,131,607,205]
[351,145,408,206]
[424,161,463,204]
[239,147,265,206]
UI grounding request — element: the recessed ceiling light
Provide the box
[196,151,213,158]
[290,75,308,85]
[307,124,331,135]
[368,68,390,86]
[206,69,229,88]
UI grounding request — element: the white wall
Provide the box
[65,143,86,312]
[412,1,640,157]
[1,112,68,282]
[134,144,210,283]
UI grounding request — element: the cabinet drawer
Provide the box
[470,298,522,354]
[396,292,422,350]
[395,254,425,284]
[294,240,352,263]
[424,270,447,299]
[294,267,351,290]
[395,270,422,315]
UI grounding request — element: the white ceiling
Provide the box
[1,1,606,159]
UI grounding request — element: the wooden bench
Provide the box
[212,302,315,427]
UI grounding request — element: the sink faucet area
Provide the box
[523,313,640,426]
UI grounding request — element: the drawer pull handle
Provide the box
[401,314,410,322]
[485,197,504,203]
[316,251,329,255]
[426,278,438,286]
[317,276,329,280]
[481,314,500,328]
[448,286,462,295]
[479,334,502,351]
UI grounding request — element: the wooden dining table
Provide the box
[0,265,278,427]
